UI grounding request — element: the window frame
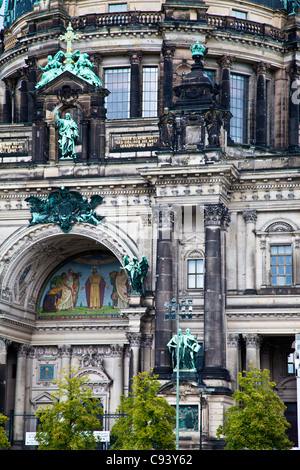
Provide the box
[287,352,295,375]
[104,67,131,120]
[108,3,127,13]
[187,258,204,290]
[270,244,293,287]
[230,72,249,144]
[142,66,158,118]
[232,9,247,19]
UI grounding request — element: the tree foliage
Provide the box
[0,413,10,450]
[35,367,103,450]
[216,363,294,450]
[110,370,176,450]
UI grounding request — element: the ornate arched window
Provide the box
[186,249,205,290]
[258,219,300,288]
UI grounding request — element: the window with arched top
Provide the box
[185,250,205,290]
[257,219,300,289]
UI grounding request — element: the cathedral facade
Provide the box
[0,0,300,449]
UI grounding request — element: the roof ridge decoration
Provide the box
[35,22,102,89]
[190,40,205,57]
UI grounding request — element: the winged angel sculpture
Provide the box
[25,186,104,233]
[122,256,149,296]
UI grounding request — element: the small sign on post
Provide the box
[94,431,110,442]
[25,432,39,446]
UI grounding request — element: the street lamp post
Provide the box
[164,298,193,450]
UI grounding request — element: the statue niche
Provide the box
[31,22,109,164]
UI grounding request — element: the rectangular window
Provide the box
[108,3,127,12]
[104,68,130,119]
[232,9,247,19]
[142,67,158,117]
[188,259,204,289]
[288,353,295,375]
[205,70,215,85]
[271,245,292,286]
[230,73,249,144]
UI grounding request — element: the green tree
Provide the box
[35,367,103,450]
[110,370,176,450]
[216,363,294,450]
[0,413,10,450]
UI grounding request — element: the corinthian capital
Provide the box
[204,203,230,227]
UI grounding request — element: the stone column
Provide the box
[218,55,234,143]
[295,238,300,285]
[162,43,175,110]
[80,119,89,162]
[110,345,124,411]
[19,68,29,123]
[126,332,142,390]
[32,106,47,163]
[89,90,108,162]
[203,203,230,380]
[13,345,29,443]
[58,344,72,374]
[227,334,240,391]
[129,51,142,118]
[288,62,300,152]
[25,56,37,123]
[48,122,56,163]
[2,78,13,123]
[243,334,261,369]
[253,62,269,147]
[141,334,153,373]
[243,210,257,294]
[153,205,174,379]
[0,338,10,415]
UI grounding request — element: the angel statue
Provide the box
[72,50,102,87]
[35,51,65,89]
[122,255,149,296]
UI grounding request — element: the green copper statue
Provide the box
[123,256,149,296]
[35,23,102,89]
[35,51,64,89]
[190,40,206,57]
[72,50,102,87]
[167,328,201,372]
[26,187,104,233]
[56,111,79,160]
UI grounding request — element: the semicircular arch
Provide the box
[0,222,137,313]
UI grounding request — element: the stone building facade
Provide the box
[0,0,300,449]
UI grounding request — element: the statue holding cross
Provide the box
[59,22,81,68]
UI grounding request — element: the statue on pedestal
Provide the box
[167,328,201,372]
[56,111,79,160]
[122,256,149,296]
